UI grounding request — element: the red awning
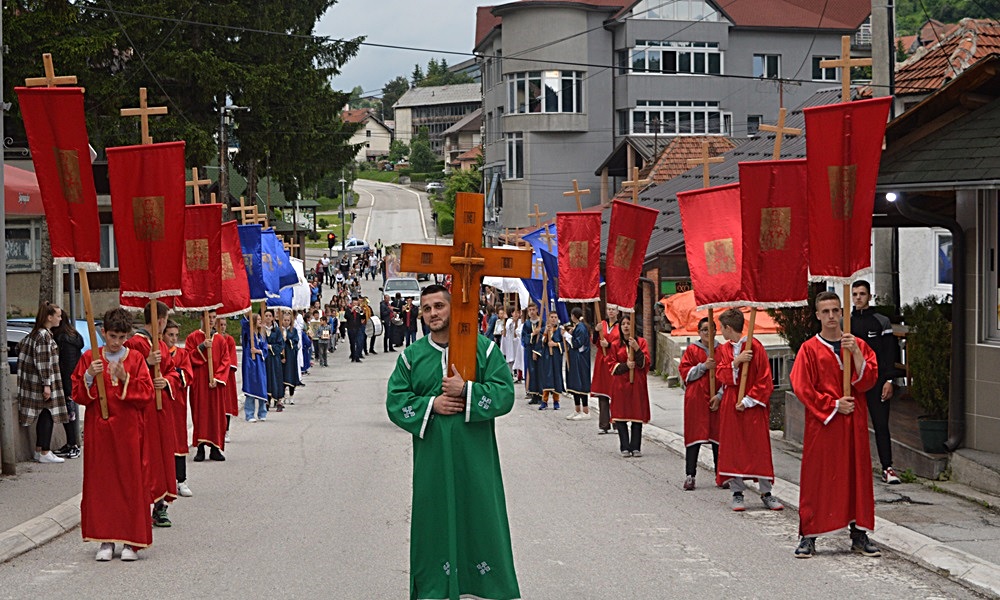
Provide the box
[4,164,44,216]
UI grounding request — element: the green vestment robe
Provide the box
[387,334,520,600]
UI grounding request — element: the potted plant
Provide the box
[901,295,952,454]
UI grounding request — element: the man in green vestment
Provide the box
[387,284,521,600]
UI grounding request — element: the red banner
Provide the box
[556,212,601,302]
[175,204,223,312]
[107,141,186,300]
[804,96,892,283]
[605,200,659,313]
[219,220,251,318]
[678,183,745,309]
[15,87,101,268]
[739,160,809,308]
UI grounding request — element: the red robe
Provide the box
[223,333,239,416]
[715,337,775,483]
[605,336,651,423]
[167,346,193,455]
[591,320,619,400]
[125,332,178,503]
[185,330,229,450]
[679,341,720,447]
[791,335,878,537]
[71,347,153,548]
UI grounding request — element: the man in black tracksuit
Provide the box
[380,295,395,353]
[851,280,903,485]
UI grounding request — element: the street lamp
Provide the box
[219,104,250,207]
[339,175,347,251]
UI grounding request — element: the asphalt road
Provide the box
[350,179,435,248]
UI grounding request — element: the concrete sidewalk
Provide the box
[642,376,1000,598]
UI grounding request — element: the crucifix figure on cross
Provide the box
[400,193,532,380]
[120,87,169,146]
[758,107,802,160]
[563,179,592,212]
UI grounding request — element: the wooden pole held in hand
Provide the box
[80,269,108,419]
[150,301,163,410]
[843,284,852,397]
[708,309,717,397]
[204,311,214,389]
[737,308,758,401]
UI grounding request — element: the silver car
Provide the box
[383,277,422,302]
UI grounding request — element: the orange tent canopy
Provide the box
[661,290,780,336]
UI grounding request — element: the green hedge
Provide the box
[410,173,429,182]
[437,212,454,235]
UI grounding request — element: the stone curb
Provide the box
[643,423,1000,598]
[0,493,81,564]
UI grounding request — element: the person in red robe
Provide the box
[219,319,239,442]
[163,320,194,497]
[790,291,880,559]
[185,309,230,462]
[72,308,154,562]
[124,301,179,529]
[715,308,783,512]
[678,316,721,490]
[591,306,619,435]
[605,315,650,457]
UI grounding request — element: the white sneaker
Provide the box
[95,543,114,561]
[565,412,580,420]
[247,417,258,423]
[259,417,267,422]
[38,452,65,464]
[176,481,193,497]
[33,451,41,461]
[224,432,231,443]
[120,545,139,561]
[577,412,592,420]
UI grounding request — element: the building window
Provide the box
[812,56,838,81]
[506,133,523,180]
[366,130,371,138]
[622,41,723,76]
[936,230,953,286]
[4,223,41,271]
[99,223,117,269]
[753,54,780,79]
[505,71,583,114]
[632,0,719,21]
[626,101,731,135]
[747,115,762,136]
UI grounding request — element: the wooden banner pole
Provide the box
[79,269,108,419]
[150,299,163,410]
[737,308,758,401]
[843,284,852,397]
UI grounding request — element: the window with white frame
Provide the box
[505,71,583,114]
[100,223,118,269]
[936,230,954,287]
[506,133,523,180]
[812,56,838,81]
[753,54,780,79]
[632,0,720,21]
[620,41,723,76]
[627,100,731,135]
[747,114,762,136]
[5,223,41,271]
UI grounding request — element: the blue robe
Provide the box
[522,319,542,398]
[566,322,592,395]
[282,327,303,390]
[265,326,285,401]
[301,329,312,372]
[538,326,565,394]
[241,318,268,403]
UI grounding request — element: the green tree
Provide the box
[389,139,409,163]
[443,164,482,211]
[411,64,424,87]
[381,75,410,120]
[417,57,475,87]
[408,127,436,173]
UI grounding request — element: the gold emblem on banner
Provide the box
[612,236,635,269]
[222,254,236,280]
[704,239,736,275]
[132,196,166,241]
[185,238,209,271]
[759,207,792,251]
[262,253,274,271]
[53,148,83,204]
[569,241,588,268]
[243,253,254,275]
[828,165,857,220]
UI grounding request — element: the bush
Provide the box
[307,231,320,241]
[437,212,454,235]
[398,168,412,177]
[767,283,822,356]
[318,217,330,229]
[902,295,952,420]
[410,173,428,182]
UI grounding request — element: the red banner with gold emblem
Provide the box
[739,160,810,308]
[556,212,601,303]
[605,200,659,313]
[15,87,102,268]
[219,220,251,317]
[804,96,892,283]
[678,183,745,310]
[107,141,186,300]
[175,204,223,312]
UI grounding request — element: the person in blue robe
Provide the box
[564,307,592,421]
[241,314,269,422]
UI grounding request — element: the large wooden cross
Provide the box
[400,193,532,380]
[758,107,802,160]
[563,179,591,212]
[283,236,301,257]
[621,167,652,204]
[186,167,211,205]
[820,35,873,104]
[231,196,257,225]
[24,53,78,88]
[687,141,724,188]
[528,204,548,227]
[120,87,168,145]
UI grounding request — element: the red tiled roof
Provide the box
[611,0,869,30]
[475,6,501,49]
[341,109,373,124]
[611,136,738,202]
[476,0,626,48]
[895,18,1000,95]
[456,146,483,161]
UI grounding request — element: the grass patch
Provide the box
[357,171,400,184]
[899,468,918,484]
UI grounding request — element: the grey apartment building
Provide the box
[475,0,872,229]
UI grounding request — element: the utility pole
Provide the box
[870,0,899,308]
[218,104,250,208]
[339,171,347,252]
[0,7,16,475]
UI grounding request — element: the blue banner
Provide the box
[238,224,266,302]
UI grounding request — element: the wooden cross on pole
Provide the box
[687,141,725,188]
[120,87,168,145]
[284,236,301,257]
[538,227,555,253]
[24,53,78,88]
[621,167,652,204]
[563,179,591,212]
[528,204,548,228]
[231,196,257,225]
[400,193,532,381]
[186,167,212,205]
[758,107,802,160]
[820,35,873,104]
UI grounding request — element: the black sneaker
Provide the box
[53,444,81,459]
[193,445,206,462]
[209,447,226,462]
[153,508,172,528]
[795,537,816,558]
[850,531,881,557]
[66,445,81,459]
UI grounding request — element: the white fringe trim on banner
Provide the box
[173,303,224,313]
[250,296,268,303]
[606,303,635,314]
[696,300,811,311]
[267,302,293,311]
[809,266,873,286]
[694,301,747,311]
[559,296,601,303]
[121,289,183,299]
[218,307,252,319]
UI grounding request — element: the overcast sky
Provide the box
[317,0,482,96]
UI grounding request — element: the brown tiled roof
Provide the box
[456,146,483,161]
[476,0,626,49]
[895,18,1000,95]
[341,109,373,124]
[475,6,501,49]
[610,0,869,30]
[610,136,739,202]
